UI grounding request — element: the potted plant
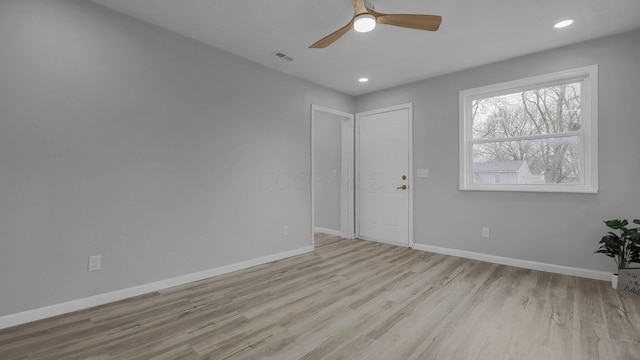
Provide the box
[595,219,640,288]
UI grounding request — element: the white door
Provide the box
[356,104,412,247]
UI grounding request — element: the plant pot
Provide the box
[612,273,618,289]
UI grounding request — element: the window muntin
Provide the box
[460,66,597,193]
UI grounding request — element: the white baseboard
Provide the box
[0,246,314,330]
[412,243,610,281]
[314,227,341,237]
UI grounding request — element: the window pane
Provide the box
[472,136,581,184]
[472,82,581,140]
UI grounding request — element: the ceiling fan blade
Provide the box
[353,0,368,15]
[373,13,442,31]
[309,21,354,48]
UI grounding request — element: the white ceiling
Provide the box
[89,0,640,96]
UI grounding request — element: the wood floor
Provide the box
[1,233,639,360]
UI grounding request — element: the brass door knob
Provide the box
[396,185,407,190]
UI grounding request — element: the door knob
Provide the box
[396,185,407,190]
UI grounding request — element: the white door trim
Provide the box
[311,105,355,247]
[355,103,413,248]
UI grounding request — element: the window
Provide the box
[459,65,598,193]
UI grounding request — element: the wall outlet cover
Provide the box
[88,255,102,272]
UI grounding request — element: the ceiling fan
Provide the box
[309,0,442,48]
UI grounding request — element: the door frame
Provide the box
[311,105,355,247]
[355,103,414,248]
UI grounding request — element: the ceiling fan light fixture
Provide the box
[353,14,376,32]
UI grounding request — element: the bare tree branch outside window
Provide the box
[471,82,581,185]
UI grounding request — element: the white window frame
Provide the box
[459,65,598,193]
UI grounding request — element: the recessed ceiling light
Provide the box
[358,78,369,83]
[554,19,574,29]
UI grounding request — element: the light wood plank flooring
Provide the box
[1,233,639,359]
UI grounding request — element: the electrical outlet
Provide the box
[283,225,289,236]
[482,227,490,238]
[88,255,102,272]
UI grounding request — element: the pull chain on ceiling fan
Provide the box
[309,0,442,48]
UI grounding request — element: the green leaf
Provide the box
[601,234,622,246]
[628,228,640,239]
[594,249,615,258]
[603,232,621,241]
[605,219,628,229]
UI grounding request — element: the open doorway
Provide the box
[311,105,354,247]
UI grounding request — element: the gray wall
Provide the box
[313,111,343,232]
[2,0,638,320]
[356,29,640,274]
[0,0,354,317]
